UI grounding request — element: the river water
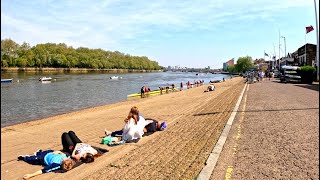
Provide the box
[1,71,229,127]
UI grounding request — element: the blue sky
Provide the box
[1,0,319,68]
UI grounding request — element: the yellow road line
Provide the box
[223,84,248,180]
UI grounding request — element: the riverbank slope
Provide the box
[1,77,245,180]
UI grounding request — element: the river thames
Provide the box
[1,71,229,127]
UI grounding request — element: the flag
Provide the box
[264,52,269,57]
[306,25,314,34]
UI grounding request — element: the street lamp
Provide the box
[281,36,286,65]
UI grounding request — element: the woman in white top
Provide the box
[61,131,99,163]
[72,143,98,162]
[122,106,147,141]
[105,106,147,142]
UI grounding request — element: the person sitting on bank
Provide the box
[61,131,99,163]
[18,149,75,179]
[104,106,146,143]
[204,84,215,92]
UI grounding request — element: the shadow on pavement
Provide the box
[193,107,319,116]
[295,84,319,92]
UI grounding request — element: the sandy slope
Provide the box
[1,77,245,180]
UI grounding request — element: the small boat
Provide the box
[39,77,52,81]
[110,76,122,80]
[1,78,13,83]
[209,80,221,84]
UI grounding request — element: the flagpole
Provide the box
[273,43,276,68]
[305,31,307,66]
[314,0,319,81]
[264,50,267,70]
[279,30,281,70]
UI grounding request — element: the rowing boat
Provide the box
[110,76,123,79]
[1,78,13,83]
[127,87,179,97]
[39,77,52,81]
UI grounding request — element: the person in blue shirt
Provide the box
[18,149,75,179]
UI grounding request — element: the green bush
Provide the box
[297,66,316,84]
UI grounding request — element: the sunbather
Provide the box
[61,131,99,163]
[204,84,215,92]
[143,118,167,136]
[17,149,75,179]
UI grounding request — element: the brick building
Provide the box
[297,43,317,66]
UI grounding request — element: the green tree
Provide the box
[227,65,236,73]
[1,39,162,70]
[235,56,254,73]
[16,57,28,67]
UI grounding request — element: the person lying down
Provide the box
[143,118,167,136]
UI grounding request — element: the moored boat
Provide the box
[1,78,13,83]
[110,76,122,80]
[39,77,52,81]
[209,80,221,84]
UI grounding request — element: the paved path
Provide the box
[211,80,319,179]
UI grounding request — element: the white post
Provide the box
[279,30,281,70]
[281,36,286,65]
[264,51,267,70]
[273,43,276,69]
[314,0,319,81]
[284,37,286,63]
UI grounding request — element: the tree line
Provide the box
[227,56,254,73]
[1,39,162,70]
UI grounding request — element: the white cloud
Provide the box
[1,0,316,67]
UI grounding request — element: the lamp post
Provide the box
[281,36,286,65]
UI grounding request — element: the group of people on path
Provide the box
[186,80,204,89]
[17,106,166,179]
[141,79,213,98]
